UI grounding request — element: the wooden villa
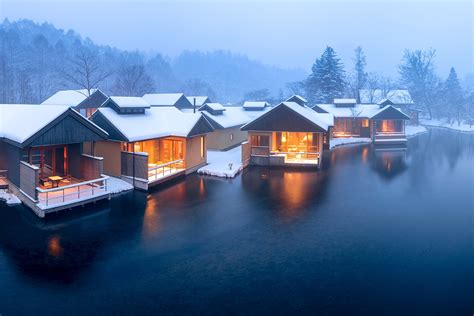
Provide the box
[0,104,111,217]
[313,98,410,145]
[359,89,420,125]
[241,102,333,168]
[42,89,108,118]
[90,96,214,190]
[199,102,269,150]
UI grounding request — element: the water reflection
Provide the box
[370,148,408,181]
[241,167,330,220]
[47,235,63,258]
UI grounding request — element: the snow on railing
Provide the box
[0,170,7,178]
[36,176,109,207]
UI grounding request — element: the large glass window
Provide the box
[375,120,403,133]
[273,132,319,153]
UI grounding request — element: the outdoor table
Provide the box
[48,176,63,188]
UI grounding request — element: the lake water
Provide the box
[0,129,472,315]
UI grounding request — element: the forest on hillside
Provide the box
[0,19,305,104]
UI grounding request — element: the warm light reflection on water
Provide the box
[47,235,63,257]
[142,198,161,239]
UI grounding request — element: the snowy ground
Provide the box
[330,137,372,149]
[107,176,134,194]
[198,146,243,178]
[405,125,428,137]
[0,189,21,205]
[420,118,474,133]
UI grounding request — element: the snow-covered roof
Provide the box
[359,89,413,104]
[0,104,69,143]
[315,103,408,119]
[334,98,356,104]
[41,89,98,106]
[286,95,307,103]
[282,102,332,130]
[201,103,226,111]
[95,106,208,141]
[186,96,210,106]
[315,103,381,118]
[142,93,185,106]
[109,96,150,108]
[243,101,269,109]
[201,106,269,129]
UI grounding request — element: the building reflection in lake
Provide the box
[241,166,330,220]
[370,147,409,181]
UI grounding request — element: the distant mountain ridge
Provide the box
[0,19,306,103]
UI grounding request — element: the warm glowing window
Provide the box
[200,136,205,158]
[274,132,318,153]
[251,135,269,147]
[361,119,369,128]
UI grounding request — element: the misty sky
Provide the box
[1,0,473,78]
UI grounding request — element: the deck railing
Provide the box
[272,151,320,162]
[148,159,184,181]
[250,146,270,156]
[36,176,109,207]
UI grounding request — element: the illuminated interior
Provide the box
[122,137,186,182]
[375,120,404,134]
[22,145,77,189]
[272,132,320,163]
[333,118,368,137]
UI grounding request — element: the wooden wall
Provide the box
[121,151,148,180]
[206,126,247,150]
[80,155,104,180]
[20,161,38,201]
[185,135,207,174]
[241,141,250,169]
[94,140,122,177]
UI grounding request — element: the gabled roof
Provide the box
[92,106,213,142]
[359,89,414,104]
[371,105,411,120]
[41,89,100,106]
[285,95,307,104]
[142,93,191,107]
[201,106,269,129]
[0,104,108,147]
[200,103,226,112]
[186,96,210,107]
[314,102,410,120]
[243,101,269,110]
[108,96,150,109]
[241,102,332,132]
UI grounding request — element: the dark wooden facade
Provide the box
[242,105,326,133]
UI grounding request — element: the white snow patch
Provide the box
[330,137,372,149]
[420,119,474,133]
[107,176,134,194]
[198,146,243,178]
[0,190,21,205]
[405,125,428,137]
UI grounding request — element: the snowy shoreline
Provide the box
[329,137,372,149]
[405,125,428,138]
[420,119,474,133]
[0,190,21,206]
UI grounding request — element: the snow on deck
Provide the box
[0,189,21,205]
[405,125,428,137]
[107,176,134,194]
[420,119,474,133]
[198,146,243,178]
[330,137,372,149]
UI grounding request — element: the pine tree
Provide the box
[305,46,346,103]
[444,67,464,125]
[353,46,368,103]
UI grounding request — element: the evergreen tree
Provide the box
[444,67,464,125]
[305,46,346,103]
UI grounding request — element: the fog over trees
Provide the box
[0,19,472,124]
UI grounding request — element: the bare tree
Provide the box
[61,47,111,96]
[365,73,380,103]
[399,48,438,119]
[114,64,154,96]
[352,46,368,103]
